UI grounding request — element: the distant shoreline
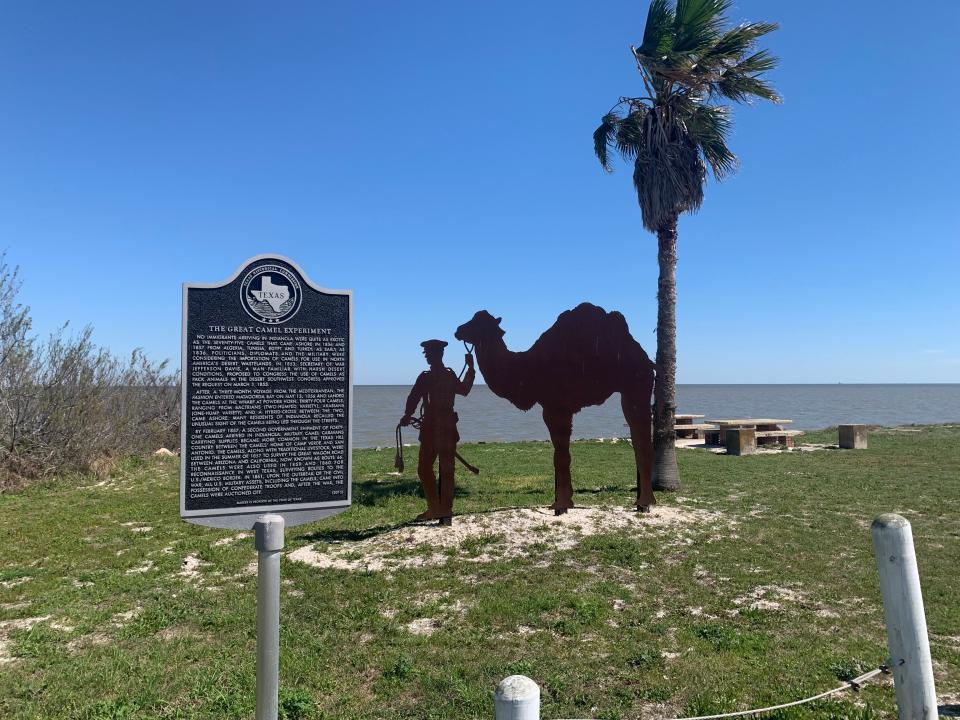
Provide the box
[352,384,960,448]
[356,382,960,387]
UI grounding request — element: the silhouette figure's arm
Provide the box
[404,374,427,417]
[456,365,475,396]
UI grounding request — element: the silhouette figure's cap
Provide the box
[420,339,448,351]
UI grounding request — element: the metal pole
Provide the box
[255,514,285,720]
[871,514,938,720]
[495,675,540,720]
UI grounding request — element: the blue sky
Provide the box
[2,1,958,384]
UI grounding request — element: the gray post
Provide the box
[255,514,285,720]
[839,424,868,449]
[871,514,937,720]
[495,675,539,720]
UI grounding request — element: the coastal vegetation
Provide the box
[593,0,781,491]
[0,254,179,489]
[1,425,957,719]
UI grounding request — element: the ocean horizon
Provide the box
[352,383,960,448]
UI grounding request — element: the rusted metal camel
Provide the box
[455,303,655,514]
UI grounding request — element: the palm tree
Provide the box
[593,0,780,491]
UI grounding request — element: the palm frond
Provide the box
[615,108,649,160]
[703,21,778,64]
[716,72,781,103]
[638,0,675,57]
[729,49,779,76]
[684,104,738,178]
[593,112,621,172]
[672,0,732,53]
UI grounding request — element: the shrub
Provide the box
[0,253,179,487]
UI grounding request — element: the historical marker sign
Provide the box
[181,255,352,529]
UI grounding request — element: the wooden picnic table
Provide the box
[704,418,802,447]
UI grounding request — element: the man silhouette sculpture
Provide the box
[400,339,475,525]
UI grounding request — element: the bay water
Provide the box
[356,384,960,448]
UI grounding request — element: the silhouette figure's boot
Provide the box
[415,474,443,521]
[438,463,455,527]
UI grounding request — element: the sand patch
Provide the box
[79,479,113,490]
[120,521,153,533]
[0,615,52,664]
[178,554,207,581]
[66,607,141,653]
[932,634,960,650]
[126,560,155,575]
[0,576,32,589]
[288,505,720,573]
[1,601,30,611]
[67,632,110,652]
[111,607,142,627]
[405,617,438,636]
[212,533,250,547]
[733,584,807,611]
[157,624,207,641]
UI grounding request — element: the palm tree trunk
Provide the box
[652,215,680,491]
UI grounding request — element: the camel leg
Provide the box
[622,387,655,512]
[542,406,574,515]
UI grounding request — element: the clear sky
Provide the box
[2,1,958,385]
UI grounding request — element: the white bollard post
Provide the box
[871,514,938,720]
[255,514,285,720]
[495,675,540,720]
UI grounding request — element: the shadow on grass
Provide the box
[353,477,475,507]
[577,484,634,494]
[299,522,412,544]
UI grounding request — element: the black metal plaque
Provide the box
[180,255,352,528]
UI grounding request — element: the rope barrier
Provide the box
[667,664,890,720]
[559,663,890,720]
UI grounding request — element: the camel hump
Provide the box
[532,302,654,372]
[551,302,631,339]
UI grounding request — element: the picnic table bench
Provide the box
[704,418,804,448]
[674,414,716,439]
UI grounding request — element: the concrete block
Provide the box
[839,424,868,449]
[726,427,756,456]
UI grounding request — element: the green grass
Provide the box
[1,426,958,719]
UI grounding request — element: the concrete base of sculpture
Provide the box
[839,424,868,449]
[726,428,756,456]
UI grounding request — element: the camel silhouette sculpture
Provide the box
[455,303,656,514]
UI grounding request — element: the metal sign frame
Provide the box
[180,254,353,530]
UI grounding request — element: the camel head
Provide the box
[455,310,504,347]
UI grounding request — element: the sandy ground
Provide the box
[288,505,720,573]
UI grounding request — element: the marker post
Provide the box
[255,514,285,720]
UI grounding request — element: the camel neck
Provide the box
[475,335,519,397]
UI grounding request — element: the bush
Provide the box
[0,253,179,487]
